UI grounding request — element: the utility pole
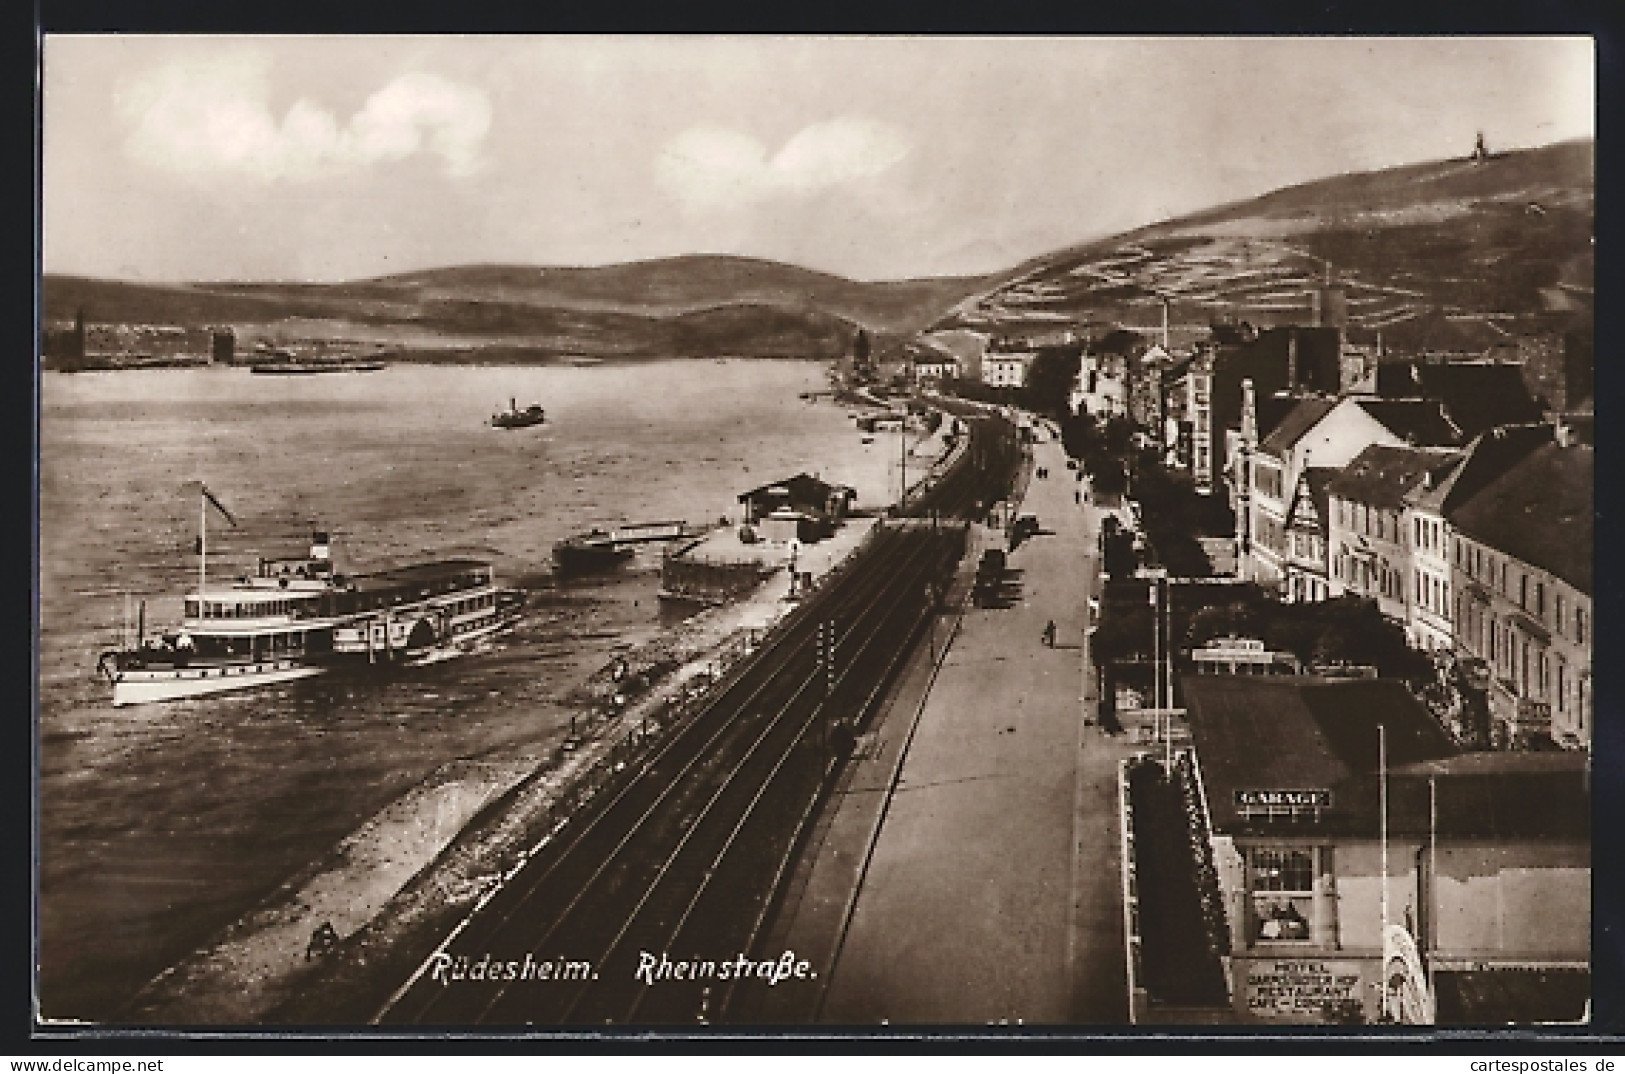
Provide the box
[1379,722,1390,1022]
[899,417,908,514]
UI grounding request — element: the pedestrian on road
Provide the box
[1043,619,1056,648]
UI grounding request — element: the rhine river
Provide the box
[38,359,898,1021]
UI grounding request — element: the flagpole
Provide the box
[1428,774,1438,1015]
[199,485,207,600]
[1379,722,1389,1022]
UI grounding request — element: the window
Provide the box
[1519,573,1528,610]
[1249,848,1316,943]
[1556,659,1567,713]
[1535,582,1546,620]
[1577,606,1588,645]
[1556,594,1567,638]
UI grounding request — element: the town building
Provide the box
[1401,424,1554,654]
[1127,343,1170,432]
[982,348,1034,389]
[1181,350,1216,493]
[736,473,857,539]
[1180,674,1590,1025]
[910,356,959,386]
[1208,325,1343,503]
[1326,444,1462,623]
[1374,356,1544,440]
[1448,433,1593,750]
[1281,466,1336,603]
[1073,350,1129,418]
[1235,391,1466,591]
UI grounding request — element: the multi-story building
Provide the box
[1073,350,1129,418]
[1401,424,1554,654]
[1326,444,1462,623]
[1236,393,1462,591]
[982,349,1034,389]
[1449,431,1593,750]
[1281,467,1335,603]
[911,357,959,386]
[1209,325,1343,503]
[1181,674,1591,1026]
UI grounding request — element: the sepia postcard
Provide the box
[34,34,1601,1040]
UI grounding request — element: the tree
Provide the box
[1184,601,1265,650]
[1019,344,1083,420]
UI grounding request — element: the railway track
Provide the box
[371,410,1015,1027]
[378,522,961,1025]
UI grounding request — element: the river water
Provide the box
[37,359,899,1021]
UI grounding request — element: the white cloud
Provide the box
[656,117,909,209]
[117,59,491,182]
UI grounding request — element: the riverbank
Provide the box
[126,517,883,1023]
[124,401,957,1024]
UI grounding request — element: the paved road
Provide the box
[809,435,1135,1025]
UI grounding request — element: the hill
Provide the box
[938,139,1593,351]
[42,255,995,362]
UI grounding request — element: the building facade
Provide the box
[1282,468,1334,603]
[1238,394,1463,592]
[1181,675,1591,1026]
[1448,436,1593,749]
[982,351,1034,389]
[1401,424,1555,654]
[1325,444,1461,625]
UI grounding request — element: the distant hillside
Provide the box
[942,139,1593,351]
[42,255,994,361]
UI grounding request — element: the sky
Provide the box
[40,36,1595,283]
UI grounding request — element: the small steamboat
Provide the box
[491,398,547,429]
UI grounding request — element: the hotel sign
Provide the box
[1234,789,1331,809]
[1238,958,1372,1022]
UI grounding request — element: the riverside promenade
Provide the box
[755,432,1136,1026]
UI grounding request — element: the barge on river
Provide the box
[552,520,697,576]
[97,492,523,707]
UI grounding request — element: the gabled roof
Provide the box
[737,472,856,504]
[1354,397,1465,447]
[1407,423,1553,516]
[1288,466,1336,532]
[1161,355,1194,384]
[1259,397,1337,458]
[1183,675,1589,839]
[1448,441,1593,593]
[1327,444,1461,509]
[1183,676,1457,836]
[1254,394,1300,444]
[1375,359,1544,439]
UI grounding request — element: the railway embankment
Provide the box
[127,518,885,1025]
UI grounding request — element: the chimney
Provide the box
[1287,332,1299,391]
[1555,422,1572,448]
[1162,299,1171,351]
[1241,377,1258,443]
[1311,289,1321,328]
